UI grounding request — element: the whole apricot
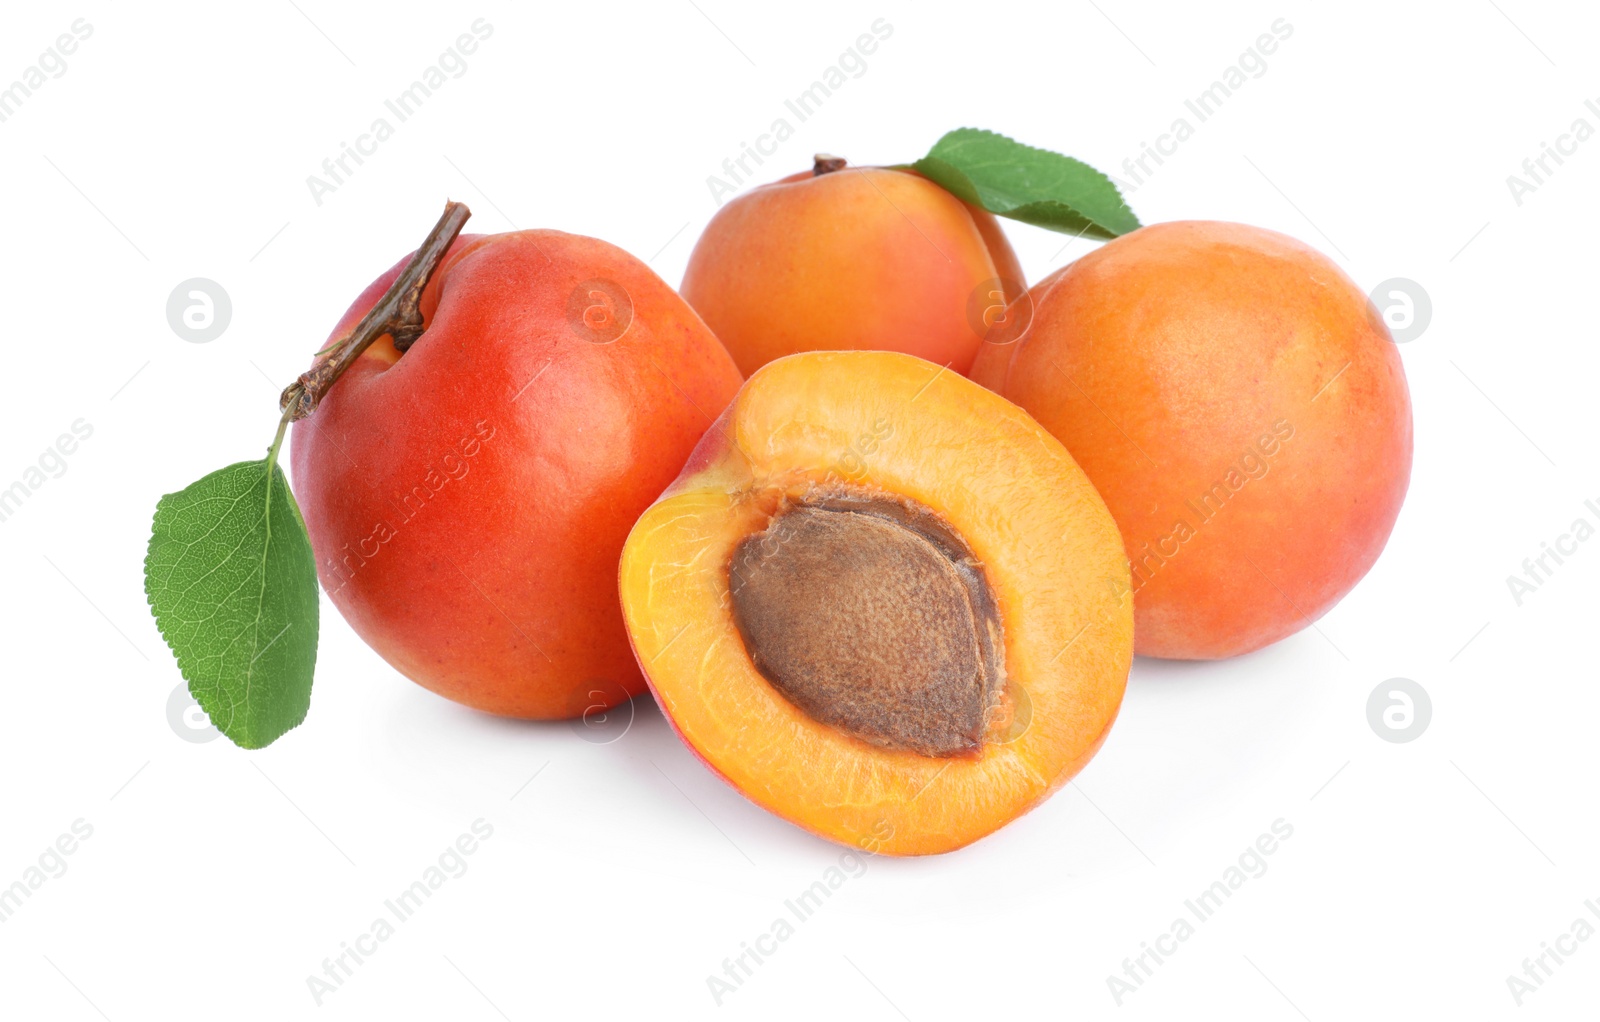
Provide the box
[682,157,1026,377]
[972,221,1412,659]
[292,229,742,718]
[620,351,1132,854]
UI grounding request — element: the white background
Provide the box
[1,1,1596,1018]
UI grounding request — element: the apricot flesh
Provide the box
[972,220,1412,659]
[681,158,1025,377]
[619,351,1133,855]
[291,229,742,718]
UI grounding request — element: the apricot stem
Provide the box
[812,154,847,176]
[279,200,472,421]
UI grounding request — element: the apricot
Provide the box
[291,229,742,718]
[681,157,1026,377]
[618,351,1132,855]
[972,221,1412,659]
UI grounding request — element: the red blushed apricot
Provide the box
[291,230,742,718]
[619,351,1132,855]
[681,158,1026,377]
[973,221,1413,659]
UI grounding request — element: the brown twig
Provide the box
[280,200,472,421]
[813,154,847,176]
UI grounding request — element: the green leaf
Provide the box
[909,128,1141,240]
[145,457,319,749]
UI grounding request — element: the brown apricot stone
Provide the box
[728,494,1005,758]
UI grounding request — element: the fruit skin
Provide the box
[681,164,1025,377]
[291,229,743,718]
[619,351,1133,855]
[972,220,1412,660]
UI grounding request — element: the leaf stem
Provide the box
[266,402,294,477]
[279,200,473,422]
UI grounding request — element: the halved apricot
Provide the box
[618,351,1133,855]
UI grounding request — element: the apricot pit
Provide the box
[728,492,1006,759]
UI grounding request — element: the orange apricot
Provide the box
[619,351,1132,855]
[291,229,743,719]
[972,221,1412,659]
[681,157,1025,377]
